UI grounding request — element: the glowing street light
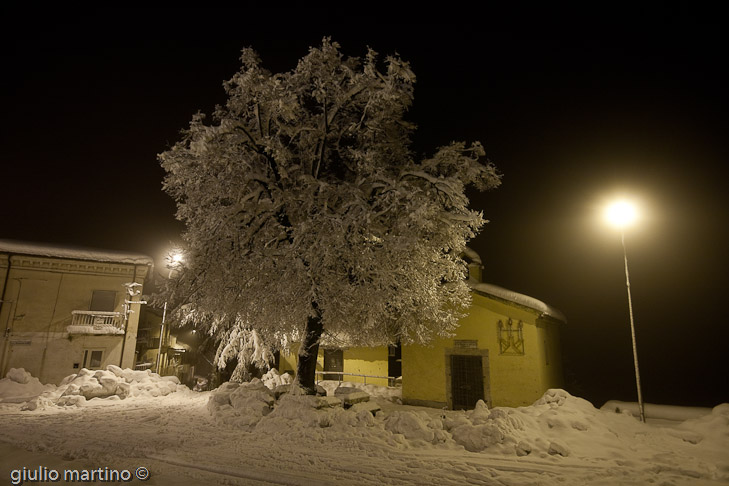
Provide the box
[169,251,184,267]
[605,200,638,228]
[604,199,646,422]
[156,249,184,374]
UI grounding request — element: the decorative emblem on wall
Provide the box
[498,319,524,355]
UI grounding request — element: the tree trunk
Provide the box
[295,311,324,395]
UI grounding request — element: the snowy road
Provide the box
[1,390,727,486]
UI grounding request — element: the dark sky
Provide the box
[2,10,727,408]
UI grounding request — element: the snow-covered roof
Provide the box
[0,239,154,266]
[462,246,565,322]
[461,246,483,265]
[468,280,566,322]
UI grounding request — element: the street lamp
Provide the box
[169,252,184,266]
[156,249,183,374]
[604,199,646,422]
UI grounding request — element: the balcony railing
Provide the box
[68,310,124,335]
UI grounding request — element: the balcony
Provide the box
[67,310,125,335]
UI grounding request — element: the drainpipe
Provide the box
[0,253,13,377]
[38,273,64,382]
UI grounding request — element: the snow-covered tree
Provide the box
[159,39,500,394]
[177,308,276,382]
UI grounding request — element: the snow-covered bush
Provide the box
[179,315,277,383]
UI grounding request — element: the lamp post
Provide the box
[156,250,183,375]
[605,200,646,423]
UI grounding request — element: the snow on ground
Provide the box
[0,368,727,486]
[601,400,713,422]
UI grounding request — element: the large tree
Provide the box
[160,39,500,393]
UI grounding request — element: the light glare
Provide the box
[166,249,184,267]
[605,200,638,228]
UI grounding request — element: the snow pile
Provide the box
[316,379,401,403]
[423,389,610,455]
[207,379,276,429]
[257,388,376,432]
[261,368,293,389]
[377,388,725,461]
[206,382,592,457]
[444,400,511,452]
[260,392,340,429]
[384,410,449,444]
[432,388,727,464]
[208,378,377,431]
[207,372,395,432]
[677,403,729,443]
[203,381,729,483]
[0,368,56,403]
[22,366,189,410]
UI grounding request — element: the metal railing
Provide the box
[314,371,397,386]
[69,310,124,333]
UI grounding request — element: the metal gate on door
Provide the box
[450,354,485,410]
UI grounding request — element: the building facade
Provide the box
[278,248,564,409]
[135,305,197,386]
[0,240,152,385]
[401,282,564,409]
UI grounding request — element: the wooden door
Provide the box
[323,349,343,381]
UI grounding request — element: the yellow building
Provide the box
[278,344,393,388]
[402,282,564,409]
[0,240,152,385]
[279,248,564,409]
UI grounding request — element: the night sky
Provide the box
[3,10,727,408]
